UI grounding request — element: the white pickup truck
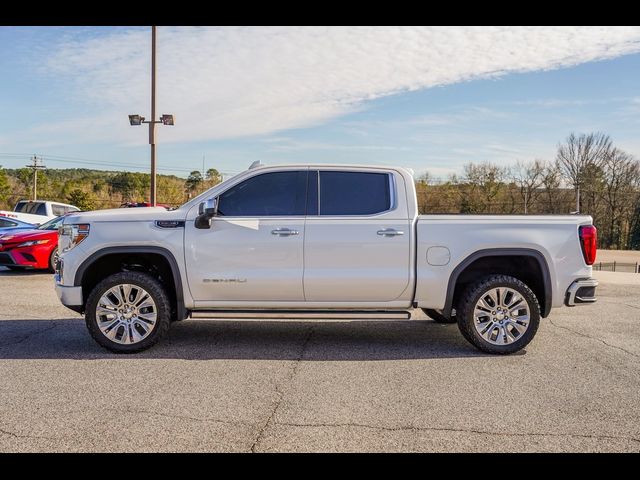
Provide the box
[0,200,80,225]
[54,163,598,354]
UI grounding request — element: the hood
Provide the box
[64,207,186,224]
[0,226,34,234]
[0,228,56,244]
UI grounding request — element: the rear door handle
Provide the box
[377,228,404,237]
[271,228,299,236]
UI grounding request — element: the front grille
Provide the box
[0,252,15,265]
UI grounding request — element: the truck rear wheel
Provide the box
[422,308,456,323]
[85,272,171,353]
[456,275,540,355]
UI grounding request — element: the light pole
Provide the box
[128,26,174,206]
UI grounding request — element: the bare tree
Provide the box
[602,149,640,248]
[461,162,507,213]
[511,159,545,214]
[556,132,612,212]
[540,162,568,214]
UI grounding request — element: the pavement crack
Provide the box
[548,318,639,359]
[277,421,640,444]
[0,322,58,348]
[0,425,56,441]
[250,326,314,453]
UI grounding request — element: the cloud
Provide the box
[36,26,640,145]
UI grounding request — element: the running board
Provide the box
[190,310,412,320]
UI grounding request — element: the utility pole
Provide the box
[26,155,46,201]
[150,25,157,206]
[576,186,580,213]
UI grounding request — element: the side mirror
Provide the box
[195,197,218,229]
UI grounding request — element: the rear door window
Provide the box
[319,171,392,216]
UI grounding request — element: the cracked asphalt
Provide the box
[0,267,639,452]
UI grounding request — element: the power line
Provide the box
[0,152,242,176]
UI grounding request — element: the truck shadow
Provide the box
[0,268,53,277]
[0,318,520,360]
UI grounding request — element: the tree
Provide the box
[185,170,203,195]
[460,162,507,213]
[629,200,640,250]
[205,168,222,186]
[601,149,640,249]
[0,166,11,210]
[539,162,569,214]
[511,159,545,214]
[66,189,95,211]
[556,132,612,212]
[108,172,150,202]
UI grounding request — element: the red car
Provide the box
[0,215,64,272]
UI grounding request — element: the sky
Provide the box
[1,26,640,180]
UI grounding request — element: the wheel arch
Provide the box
[443,248,552,318]
[73,246,187,321]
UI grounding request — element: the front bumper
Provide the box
[565,278,598,306]
[55,282,83,309]
[0,246,49,269]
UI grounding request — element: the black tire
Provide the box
[456,274,540,355]
[422,308,457,324]
[48,247,58,273]
[85,271,171,353]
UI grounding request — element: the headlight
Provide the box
[60,224,90,252]
[17,239,50,247]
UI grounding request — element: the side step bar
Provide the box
[190,310,412,320]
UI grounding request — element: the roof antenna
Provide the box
[249,161,263,170]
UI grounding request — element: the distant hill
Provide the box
[0,167,218,211]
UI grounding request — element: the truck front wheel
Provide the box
[85,272,172,353]
[456,275,540,355]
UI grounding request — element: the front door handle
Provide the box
[377,228,404,237]
[271,228,299,236]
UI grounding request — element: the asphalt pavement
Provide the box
[0,267,638,452]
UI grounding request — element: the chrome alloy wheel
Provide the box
[473,287,530,346]
[95,284,157,345]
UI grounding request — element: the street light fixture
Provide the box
[128,114,145,126]
[127,26,174,206]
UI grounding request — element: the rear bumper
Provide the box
[565,278,598,306]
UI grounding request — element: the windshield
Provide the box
[37,216,64,231]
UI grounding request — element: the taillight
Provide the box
[579,225,597,265]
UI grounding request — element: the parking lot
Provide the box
[0,267,639,452]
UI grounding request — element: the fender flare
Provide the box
[442,248,552,318]
[74,246,187,320]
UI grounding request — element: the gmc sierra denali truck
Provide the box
[54,163,598,354]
